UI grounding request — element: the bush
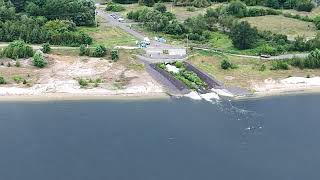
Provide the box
[90,45,107,57]
[175,61,184,68]
[186,6,195,12]
[80,45,107,57]
[32,51,48,68]
[0,76,6,84]
[78,78,88,88]
[295,1,314,12]
[154,3,167,13]
[111,50,119,61]
[3,40,34,59]
[259,64,266,71]
[12,75,23,83]
[41,43,51,53]
[221,59,233,70]
[15,60,21,67]
[304,49,320,69]
[105,3,126,12]
[271,61,289,70]
[79,45,87,56]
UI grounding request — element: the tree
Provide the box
[230,21,258,50]
[139,0,155,7]
[226,0,247,18]
[154,3,166,13]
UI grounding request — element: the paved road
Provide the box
[193,47,309,60]
[96,9,188,63]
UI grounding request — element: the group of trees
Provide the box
[128,3,185,35]
[217,0,315,12]
[9,0,96,26]
[0,0,93,46]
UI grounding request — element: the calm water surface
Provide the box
[0,95,319,180]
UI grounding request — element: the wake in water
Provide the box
[209,98,264,143]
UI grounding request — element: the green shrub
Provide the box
[105,3,126,12]
[0,76,6,84]
[259,64,266,71]
[154,3,167,13]
[32,52,48,68]
[90,45,107,57]
[12,75,23,83]
[3,40,34,59]
[111,50,119,61]
[271,61,289,70]
[15,60,21,67]
[79,45,87,56]
[221,59,236,70]
[186,6,195,12]
[175,61,184,68]
[41,43,51,53]
[78,78,88,88]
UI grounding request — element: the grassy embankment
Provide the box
[188,50,320,91]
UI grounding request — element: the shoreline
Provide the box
[0,92,170,102]
[235,87,320,101]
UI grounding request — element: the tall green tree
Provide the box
[230,21,258,50]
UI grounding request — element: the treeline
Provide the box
[0,0,93,46]
[216,0,315,12]
[7,0,96,26]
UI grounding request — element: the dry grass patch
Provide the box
[188,51,320,91]
[243,15,318,40]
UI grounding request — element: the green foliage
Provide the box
[32,51,48,68]
[0,76,6,84]
[12,75,23,83]
[271,61,289,70]
[90,45,107,57]
[26,0,96,26]
[79,45,87,56]
[259,64,266,71]
[105,2,125,12]
[139,0,155,7]
[221,59,236,70]
[174,0,211,8]
[41,43,51,53]
[175,61,184,68]
[15,60,20,67]
[186,6,195,12]
[78,78,88,87]
[111,50,119,61]
[3,40,34,59]
[230,21,258,50]
[226,0,247,18]
[79,45,108,57]
[154,3,166,13]
[304,49,320,69]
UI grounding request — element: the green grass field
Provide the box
[78,25,136,48]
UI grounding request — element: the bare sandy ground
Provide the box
[0,54,166,100]
[252,77,320,97]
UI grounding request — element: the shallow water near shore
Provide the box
[0,95,319,180]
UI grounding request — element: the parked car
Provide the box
[260,54,271,58]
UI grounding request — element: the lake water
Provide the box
[0,95,319,180]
